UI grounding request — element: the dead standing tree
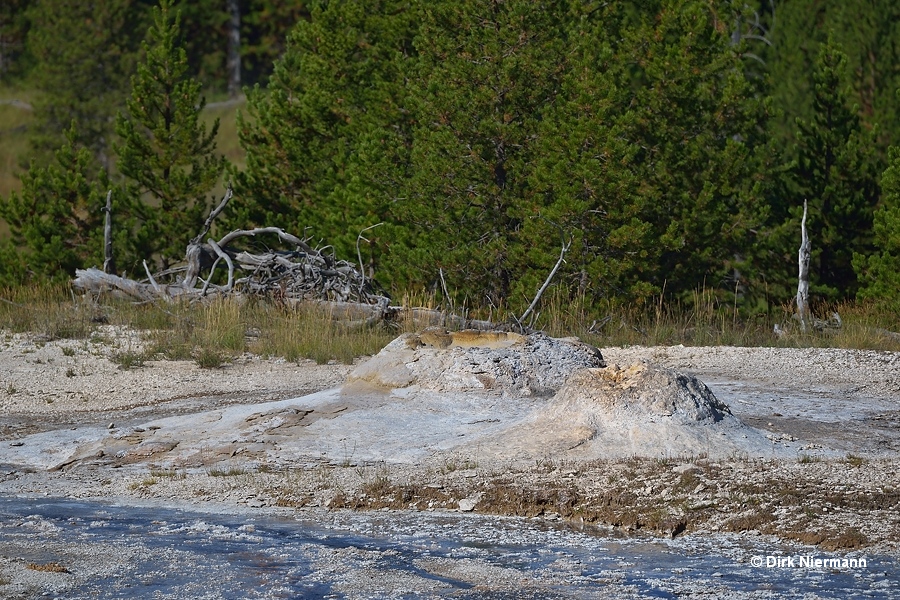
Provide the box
[796,199,811,332]
[790,199,842,334]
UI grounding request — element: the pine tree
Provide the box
[0,0,30,81]
[24,0,146,168]
[854,144,900,307]
[241,0,310,87]
[115,0,226,270]
[232,0,415,265]
[389,0,568,309]
[629,1,768,302]
[526,3,651,302]
[766,0,900,158]
[0,127,109,283]
[782,37,880,301]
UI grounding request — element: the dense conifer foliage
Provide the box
[115,0,226,270]
[0,0,897,314]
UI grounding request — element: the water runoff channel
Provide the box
[0,495,896,599]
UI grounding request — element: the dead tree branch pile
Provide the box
[74,188,389,309]
[72,189,500,331]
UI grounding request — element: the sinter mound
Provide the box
[349,330,781,459]
[491,362,778,459]
[346,328,606,396]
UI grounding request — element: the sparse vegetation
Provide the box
[150,467,185,479]
[194,347,227,369]
[845,454,866,467]
[110,349,147,370]
[128,477,158,490]
[207,466,247,477]
[2,279,899,369]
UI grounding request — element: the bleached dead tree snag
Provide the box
[102,190,115,275]
[796,199,811,332]
[356,223,383,296]
[518,234,572,329]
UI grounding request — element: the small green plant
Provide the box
[195,347,227,369]
[798,453,820,464]
[110,349,146,370]
[61,346,76,357]
[65,367,76,378]
[845,454,866,467]
[5,383,15,395]
[207,466,247,477]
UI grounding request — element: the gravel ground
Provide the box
[1,329,898,596]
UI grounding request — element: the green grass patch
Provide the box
[208,466,247,477]
[109,349,148,370]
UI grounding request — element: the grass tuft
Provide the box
[207,466,247,477]
[110,349,147,370]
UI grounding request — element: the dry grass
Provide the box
[1,281,898,367]
[26,562,69,574]
[0,283,94,340]
[536,288,900,352]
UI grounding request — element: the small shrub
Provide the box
[150,467,185,479]
[845,454,866,467]
[110,349,146,370]
[195,347,227,369]
[128,477,158,490]
[26,562,69,574]
[61,346,76,357]
[207,466,246,477]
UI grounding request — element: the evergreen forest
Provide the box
[1,0,899,320]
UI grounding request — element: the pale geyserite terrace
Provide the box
[0,328,898,567]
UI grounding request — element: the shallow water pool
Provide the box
[0,496,895,599]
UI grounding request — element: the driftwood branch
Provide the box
[191,187,233,247]
[76,189,389,308]
[206,238,234,292]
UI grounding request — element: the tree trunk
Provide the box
[796,199,811,332]
[226,0,241,99]
[102,190,115,275]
